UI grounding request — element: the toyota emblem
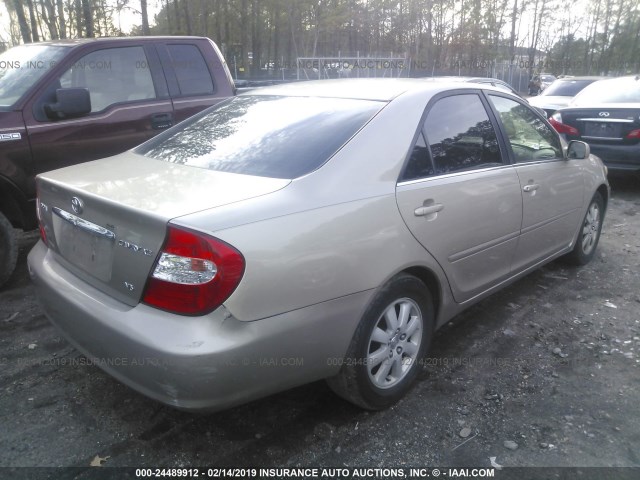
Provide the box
[71,196,84,215]
[598,112,610,117]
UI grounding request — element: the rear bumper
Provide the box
[587,143,640,173]
[28,241,369,411]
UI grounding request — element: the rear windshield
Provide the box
[543,79,594,97]
[572,78,640,105]
[137,95,383,179]
[0,45,69,109]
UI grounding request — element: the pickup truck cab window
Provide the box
[59,46,156,112]
[166,44,214,96]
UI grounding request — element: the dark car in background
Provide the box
[549,76,640,173]
[529,76,606,117]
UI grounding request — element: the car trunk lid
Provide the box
[36,152,290,307]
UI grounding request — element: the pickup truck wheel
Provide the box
[327,273,434,410]
[0,212,18,288]
[564,192,604,266]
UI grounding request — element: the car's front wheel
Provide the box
[565,191,604,265]
[327,273,434,410]
[0,212,18,288]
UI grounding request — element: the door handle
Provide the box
[414,203,444,217]
[151,112,173,130]
[523,184,539,192]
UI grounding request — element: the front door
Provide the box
[24,44,173,177]
[486,94,585,271]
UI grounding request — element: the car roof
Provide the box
[555,76,608,81]
[581,75,640,89]
[17,36,209,48]
[243,78,508,102]
[424,76,506,84]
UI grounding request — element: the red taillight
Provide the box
[142,225,245,316]
[35,196,48,246]
[626,129,640,139]
[549,113,579,136]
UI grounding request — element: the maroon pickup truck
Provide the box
[0,36,235,286]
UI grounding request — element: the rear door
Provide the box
[486,94,584,271]
[396,91,523,303]
[24,42,173,176]
[156,40,234,123]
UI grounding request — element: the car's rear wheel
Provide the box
[565,191,604,265]
[327,273,434,410]
[0,212,18,288]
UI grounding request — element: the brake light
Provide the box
[35,191,48,246]
[143,225,245,316]
[626,129,640,139]
[549,113,579,136]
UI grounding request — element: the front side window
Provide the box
[136,95,382,179]
[59,46,156,112]
[423,94,502,175]
[0,45,68,109]
[489,95,562,163]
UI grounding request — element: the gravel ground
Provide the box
[0,176,638,479]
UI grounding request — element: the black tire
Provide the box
[0,212,18,288]
[327,273,434,410]
[564,192,604,266]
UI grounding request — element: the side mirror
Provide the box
[567,140,590,160]
[45,88,91,119]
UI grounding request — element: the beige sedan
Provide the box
[28,79,609,411]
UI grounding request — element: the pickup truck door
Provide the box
[156,41,234,123]
[23,43,173,176]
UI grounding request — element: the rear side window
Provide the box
[543,79,594,97]
[167,44,214,96]
[401,132,433,181]
[136,95,382,179]
[572,77,640,104]
[423,94,502,175]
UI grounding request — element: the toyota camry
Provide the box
[29,79,609,411]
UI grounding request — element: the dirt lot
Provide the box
[1,176,639,477]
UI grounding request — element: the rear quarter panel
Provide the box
[172,89,456,323]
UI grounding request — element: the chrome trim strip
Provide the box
[576,118,634,123]
[52,207,115,241]
[582,136,624,141]
[0,126,26,132]
[172,97,223,105]
[397,165,511,187]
